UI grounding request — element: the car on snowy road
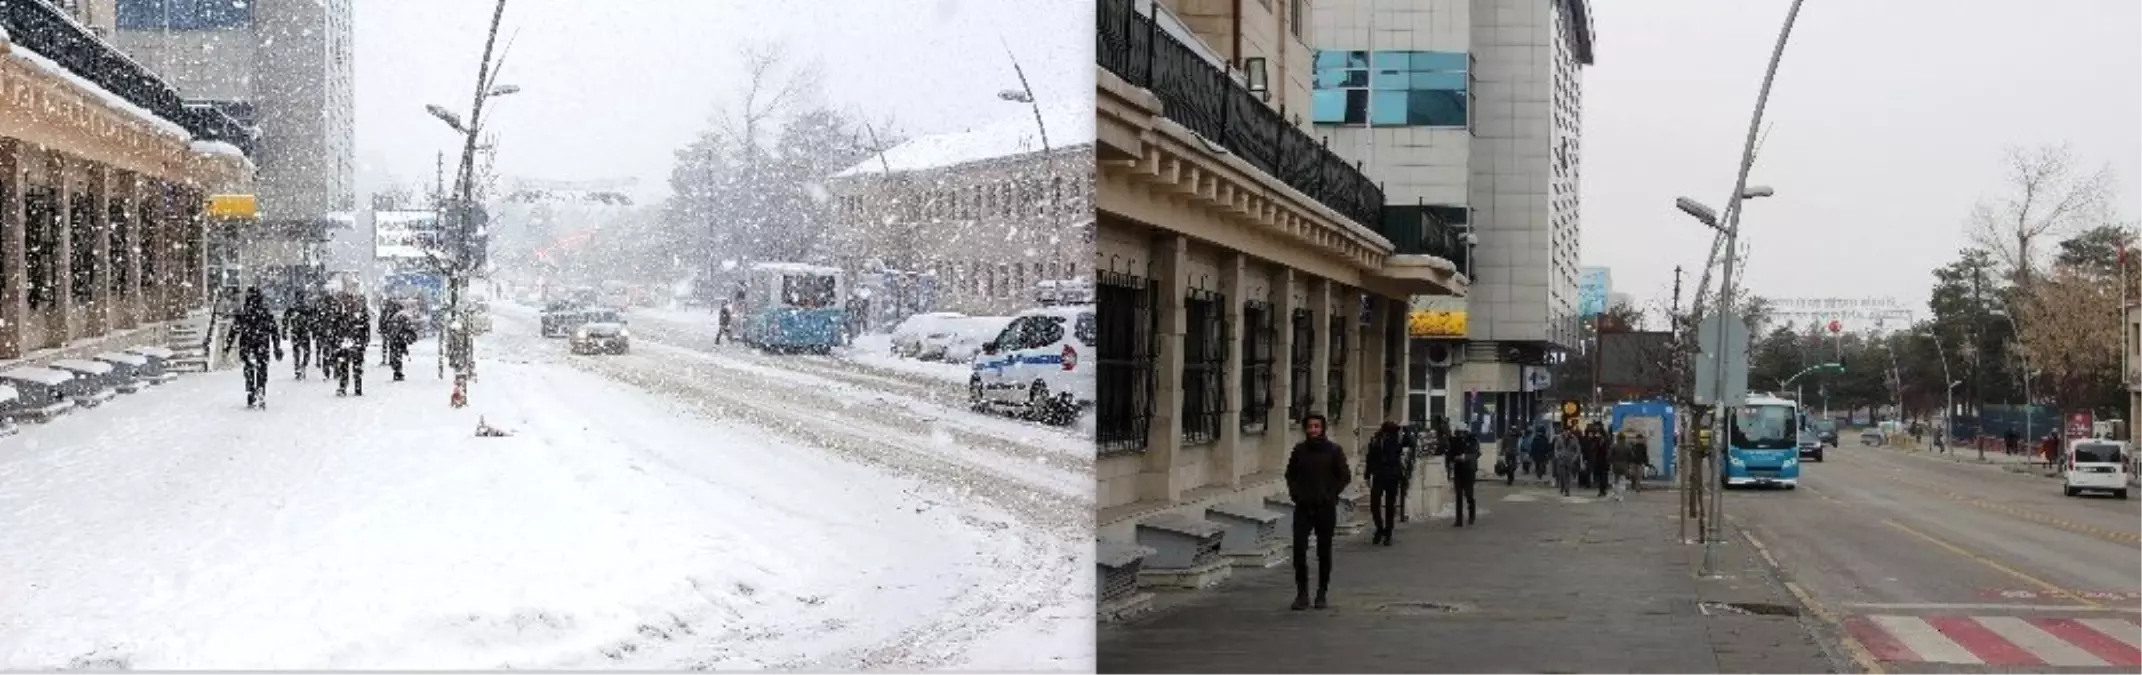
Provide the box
[890,312,967,358]
[541,301,590,338]
[570,309,632,355]
[969,304,1094,425]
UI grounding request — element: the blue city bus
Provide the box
[1723,393,1803,489]
[731,262,846,353]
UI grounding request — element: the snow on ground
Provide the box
[0,329,1089,670]
[840,333,974,386]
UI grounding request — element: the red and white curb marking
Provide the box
[1845,615,2141,667]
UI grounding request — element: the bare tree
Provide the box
[1969,144,2118,288]
[713,42,823,156]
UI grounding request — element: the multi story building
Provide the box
[826,104,1095,321]
[1310,0,1594,438]
[102,0,356,306]
[1094,0,1465,614]
[1,0,254,362]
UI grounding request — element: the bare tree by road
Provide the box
[1968,143,2118,288]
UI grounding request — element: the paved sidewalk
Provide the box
[1098,482,1838,674]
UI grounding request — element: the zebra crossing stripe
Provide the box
[1847,615,2142,666]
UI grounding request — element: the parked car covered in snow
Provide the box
[570,309,632,355]
[969,304,1095,424]
[936,316,1017,363]
[889,312,967,358]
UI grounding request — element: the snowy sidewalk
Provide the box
[0,332,1089,670]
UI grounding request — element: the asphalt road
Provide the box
[1730,440,2142,674]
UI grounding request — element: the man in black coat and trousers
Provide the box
[223,287,284,408]
[381,300,418,381]
[1446,429,1482,527]
[316,292,341,380]
[1363,421,1414,546]
[283,292,317,380]
[1285,412,1351,611]
[332,292,371,396]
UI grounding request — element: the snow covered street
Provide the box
[0,308,1094,670]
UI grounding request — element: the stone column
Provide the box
[1309,278,1331,422]
[1267,268,1298,476]
[0,141,25,359]
[1393,297,1413,425]
[1215,252,1246,491]
[53,156,75,343]
[124,174,144,327]
[89,164,111,336]
[1140,234,1189,505]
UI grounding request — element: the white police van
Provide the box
[971,283,1094,425]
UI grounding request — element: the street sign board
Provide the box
[1692,311,1751,406]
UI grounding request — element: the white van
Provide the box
[2062,438,2130,499]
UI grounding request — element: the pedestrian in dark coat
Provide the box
[222,287,284,408]
[382,301,418,381]
[283,292,317,380]
[1363,421,1412,546]
[1285,412,1351,611]
[1446,429,1481,527]
[332,292,371,396]
[316,292,341,380]
[1583,427,1612,497]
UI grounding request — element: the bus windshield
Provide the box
[782,275,839,308]
[1732,405,1799,450]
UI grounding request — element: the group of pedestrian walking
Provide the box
[1278,409,1667,612]
[227,286,416,407]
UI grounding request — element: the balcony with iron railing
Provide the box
[2,0,254,156]
[1097,0,1383,229]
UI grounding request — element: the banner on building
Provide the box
[1579,267,1612,317]
[206,194,258,219]
[1409,295,1467,338]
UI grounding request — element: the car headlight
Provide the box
[617,328,630,339]
[1729,456,1746,467]
[574,328,590,339]
[1783,456,1799,466]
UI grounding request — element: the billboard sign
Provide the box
[1579,267,1612,317]
[1408,295,1467,338]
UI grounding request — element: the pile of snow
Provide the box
[189,140,247,159]
[832,103,1094,178]
[844,334,972,386]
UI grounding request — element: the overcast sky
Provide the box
[1582,0,2141,319]
[353,0,1091,202]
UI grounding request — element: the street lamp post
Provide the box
[1685,0,1807,579]
[426,0,513,405]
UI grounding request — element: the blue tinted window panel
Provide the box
[1311,90,1349,124]
[116,0,166,29]
[1343,90,1369,125]
[1371,69,1410,90]
[1313,51,1351,70]
[1411,51,1470,72]
[1407,90,1468,127]
[1345,51,1371,68]
[1409,72,1469,92]
[1314,69,1347,88]
[1370,90,1409,126]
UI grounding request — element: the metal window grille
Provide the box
[69,194,95,304]
[109,198,131,298]
[1329,314,1348,422]
[1182,289,1228,445]
[1288,308,1314,424]
[1098,270,1158,454]
[1241,300,1275,431]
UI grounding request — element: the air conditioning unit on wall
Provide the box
[1422,342,1463,368]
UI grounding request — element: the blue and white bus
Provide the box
[1723,393,1803,489]
[730,262,847,354]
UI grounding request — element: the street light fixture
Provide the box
[1675,197,1721,230]
[426,104,469,135]
[996,89,1033,103]
[487,84,522,97]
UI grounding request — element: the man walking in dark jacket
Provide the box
[316,292,341,380]
[381,300,417,381]
[332,292,371,396]
[283,292,316,380]
[1285,412,1351,610]
[1363,421,1412,546]
[1446,429,1481,527]
[223,287,284,408]
[1583,425,1613,497]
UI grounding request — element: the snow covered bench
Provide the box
[93,352,151,393]
[123,345,179,384]
[50,359,120,406]
[0,367,77,422]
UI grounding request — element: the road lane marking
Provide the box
[2033,617,2142,666]
[1737,524,1886,674]
[1974,616,2108,667]
[1926,615,2046,666]
[1881,519,2104,610]
[1876,474,2141,547]
[1870,615,1983,664]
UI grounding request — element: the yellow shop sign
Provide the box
[1407,310,1467,338]
[206,194,258,219]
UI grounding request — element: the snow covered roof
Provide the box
[832,103,1095,179]
[95,352,149,366]
[189,140,246,159]
[51,359,113,375]
[2,367,76,386]
[5,45,192,141]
